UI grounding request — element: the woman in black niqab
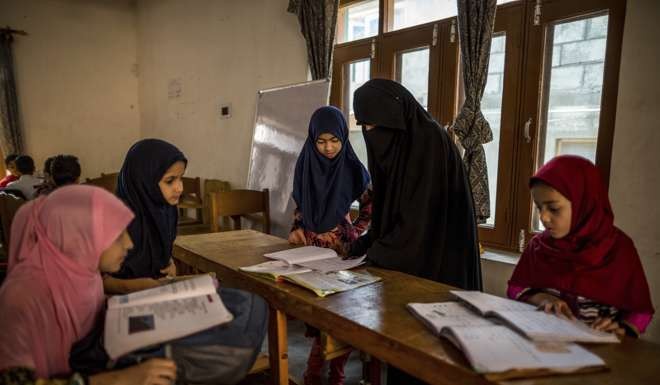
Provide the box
[351,79,482,290]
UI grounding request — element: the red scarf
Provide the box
[509,156,654,314]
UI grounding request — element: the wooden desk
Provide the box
[173,230,660,385]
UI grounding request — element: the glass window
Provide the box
[344,59,371,165]
[337,0,379,44]
[533,14,609,231]
[481,34,506,227]
[397,47,430,109]
[391,0,519,31]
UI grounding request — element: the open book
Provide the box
[450,291,620,343]
[240,246,366,279]
[407,302,607,380]
[104,275,233,359]
[282,270,381,297]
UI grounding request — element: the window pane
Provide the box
[344,59,371,165]
[392,0,518,31]
[481,34,506,227]
[397,48,430,109]
[337,0,379,44]
[533,14,609,231]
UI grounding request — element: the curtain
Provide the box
[451,0,497,224]
[287,0,339,80]
[0,29,24,156]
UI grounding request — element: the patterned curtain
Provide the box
[287,0,339,80]
[451,0,497,224]
[0,29,24,156]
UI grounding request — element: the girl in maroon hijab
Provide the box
[508,155,654,337]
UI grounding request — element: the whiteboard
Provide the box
[247,79,331,238]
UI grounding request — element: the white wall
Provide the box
[0,0,141,178]
[136,0,308,188]
[609,0,660,341]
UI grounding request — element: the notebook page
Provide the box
[296,255,366,273]
[450,290,536,315]
[407,302,495,334]
[446,325,605,374]
[264,246,337,265]
[495,310,620,343]
[108,275,216,309]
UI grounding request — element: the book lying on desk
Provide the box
[104,275,233,359]
[281,270,381,297]
[407,301,607,380]
[450,290,620,343]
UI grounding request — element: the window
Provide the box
[333,0,625,251]
[337,0,379,44]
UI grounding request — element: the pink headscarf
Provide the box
[0,185,134,377]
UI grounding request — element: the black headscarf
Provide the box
[292,106,370,233]
[114,139,187,279]
[352,79,482,291]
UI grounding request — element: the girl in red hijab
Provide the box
[508,155,654,337]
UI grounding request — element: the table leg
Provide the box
[268,306,289,385]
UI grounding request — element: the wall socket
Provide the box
[220,103,231,119]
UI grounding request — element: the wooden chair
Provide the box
[208,189,270,234]
[176,179,232,236]
[0,193,26,274]
[85,172,118,193]
[178,176,203,225]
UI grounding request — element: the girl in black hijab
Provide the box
[103,139,187,294]
[351,78,482,384]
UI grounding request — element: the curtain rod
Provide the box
[1,27,28,36]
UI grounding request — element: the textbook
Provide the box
[239,246,366,279]
[104,275,233,359]
[450,290,620,343]
[281,270,382,297]
[407,302,607,380]
[263,246,367,273]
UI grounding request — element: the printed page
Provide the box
[296,255,366,273]
[407,302,495,334]
[495,310,620,343]
[450,290,536,315]
[239,260,312,277]
[446,325,605,374]
[285,270,381,297]
[104,293,233,359]
[107,275,216,309]
[264,246,337,265]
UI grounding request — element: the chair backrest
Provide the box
[85,172,118,193]
[0,193,26,251]
[208,189,270,234]
[181,176,202,204]
[202,179,231,225]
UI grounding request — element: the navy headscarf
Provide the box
[114,139,187,279]
[292,106,370,233]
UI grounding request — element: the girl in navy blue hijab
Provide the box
[104,139,187,294]
[290,106,371,385]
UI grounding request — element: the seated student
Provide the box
[0,185,268,385]
[349,79,482,385]
[0,154,19,187]
[289,106,371,385]
[103,139,186,294]
[508,155,654,337]
[0,185,176,384]
[34,156,56,196]
[6,155,42,199]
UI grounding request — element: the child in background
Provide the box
[508,155,654,337]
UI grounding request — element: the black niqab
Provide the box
[352,79,482,291]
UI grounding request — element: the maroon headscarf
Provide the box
[509,155,654,314]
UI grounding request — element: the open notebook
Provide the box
[104,275,233,359]
[407,301,607,380]
[450,291,620,343]
[240,246,366,278]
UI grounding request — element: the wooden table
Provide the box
[173,230,660,385]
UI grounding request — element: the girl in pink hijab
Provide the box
[0,185,176,385]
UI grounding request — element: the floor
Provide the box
[239,319,364,385]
